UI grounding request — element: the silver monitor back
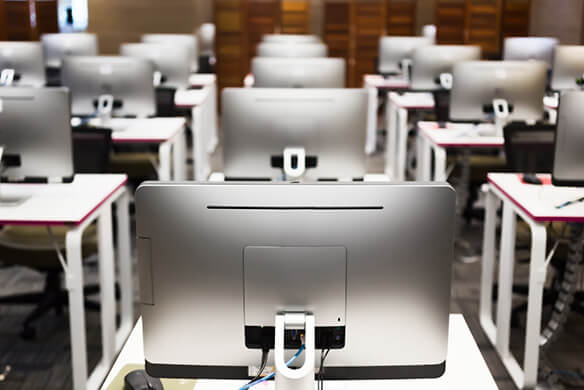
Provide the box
[256,42,327,58]
[141,34,198,73]
[136,182,455,379]
[120,43,190,89]
[0,87,73,180]
[450,61,547,122]
[263,34,320,44]
[61,56,156,118]
[551,45,584,91]
[41,33,98,68]
[410,45,481,91]
[552,91,584,186]
[222,88,368,181]
[503,37,558,68]
[378,36,432,74]
[252,57,345,88]
[197,23,215,56]
[0,42,46,87]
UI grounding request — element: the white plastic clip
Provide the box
[97,94,114,125]
[439,72,453,90]
[0,69,15,86]
[283,147,306,180]
[275,313,315,390]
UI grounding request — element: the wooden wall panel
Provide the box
[34,0,58,35]
[386,0,417,36]
[4,0,36,40]
[215,0,248,92]
[436,0,465,44]
[324,0,351,84]
[502,0,530,37]
[281,0,310,33]
[351,0,386,86]
[247,0,278,68]
[465,0,502,57]
[0,0,5,40]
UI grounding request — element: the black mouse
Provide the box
[522,173,543,185]
[124,369,163,390]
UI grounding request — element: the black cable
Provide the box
[247,348,269,385]
[318,349,330,390]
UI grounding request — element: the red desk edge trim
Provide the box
[488,175,584,223]
[0,177,128,227]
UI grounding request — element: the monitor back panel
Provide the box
[252,57,345,88]
[551,45,584,91]
[553,91,584,186]
[503,37,558,67]
[256,42,328,58]
[41,33,98,68]
[136,182,455,379]
[0,42,46,87]
[378,37,432,74]
[222,88,368,181]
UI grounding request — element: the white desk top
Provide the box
[0,174,126,226]
[543,95,559,110]
[363,74,409,90]
[101,314,496,390]
[174,88,210,108]
[488,173,584,223]
[389,92,435,109]
[189,74,216,87]
[418,121,504,148]
[88,117,186,143]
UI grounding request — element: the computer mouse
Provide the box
[522,174,543,185]
[124,369,164,390]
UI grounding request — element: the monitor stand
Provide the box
[0,147,30,206]
[274,312,315,390]
[0,68,15,86]
[492,98,510,137]
[283,147,306,181]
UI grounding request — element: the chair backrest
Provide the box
[72,127,112,173]
[503,122,556,174]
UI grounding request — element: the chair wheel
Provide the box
[20,325,36,340]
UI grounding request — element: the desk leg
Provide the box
[385,99,397,179]
[495,201,517,360]
[365,86,377,155]
[65,228,88,390]
[97,206,117,368]
[479,187,500,344]
[416,134,432,181]
[115,190,133,350]
[192,105,206,181]
[433,145,447,182]
[522,222,548,388]
[158,141,172,181]
[397,107,408,182]
[172,130,187,181]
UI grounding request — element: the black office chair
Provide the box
[0,127,113,339]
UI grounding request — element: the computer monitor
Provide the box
[0,42,46,87]
[553,91,584,186]
[410,45,481,91]
[197,23,215,57]
[120,43,190,89]
[256,42,328,58]
[263,34,320,44]
[378,36,432,75]
[61,56,156,118]
[252,57,345,88]
[222,88,368,181]
[0,87,73,181]
[449,61,548,123]
[141,34,198,73]
[551,45,584,91]
[136,182,455,385]
[41,33,98,68]
[503,37,558,68]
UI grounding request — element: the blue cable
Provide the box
[239,345,306,390]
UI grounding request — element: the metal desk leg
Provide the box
[495,201,518,371]
[396,107,409,182]
[64,228,88,390]
[416,134,432,181]
[115,190,133,350]
[365,86,377,155]
[385,98,397,179]
[172,129,187,181]
[158,141,172,181]
[522,222,548,388]
[479,187,500,344]
[433,145,447,182]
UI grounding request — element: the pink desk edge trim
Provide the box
[0,178,128,227]
[488,175,584,223]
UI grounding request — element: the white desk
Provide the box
[363,74,410,155]
[416,121,504,182]
[0,174,132,390]
[101,314,496,390]
[480,173,584,389]
[385,92,435,181]
[88,117,187,181]
[543,94,559,124]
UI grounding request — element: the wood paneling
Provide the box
[502,0,530,37]
[281,0,310,33]
[465,0,502,57]
[4,0,36,40]
[34,0,58,35]
[215,0,248,92]
[324,1,350,84]
[247,0,278,68]
[386,0,417,36]
[0,0,5,40]
[436,0,466,44]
